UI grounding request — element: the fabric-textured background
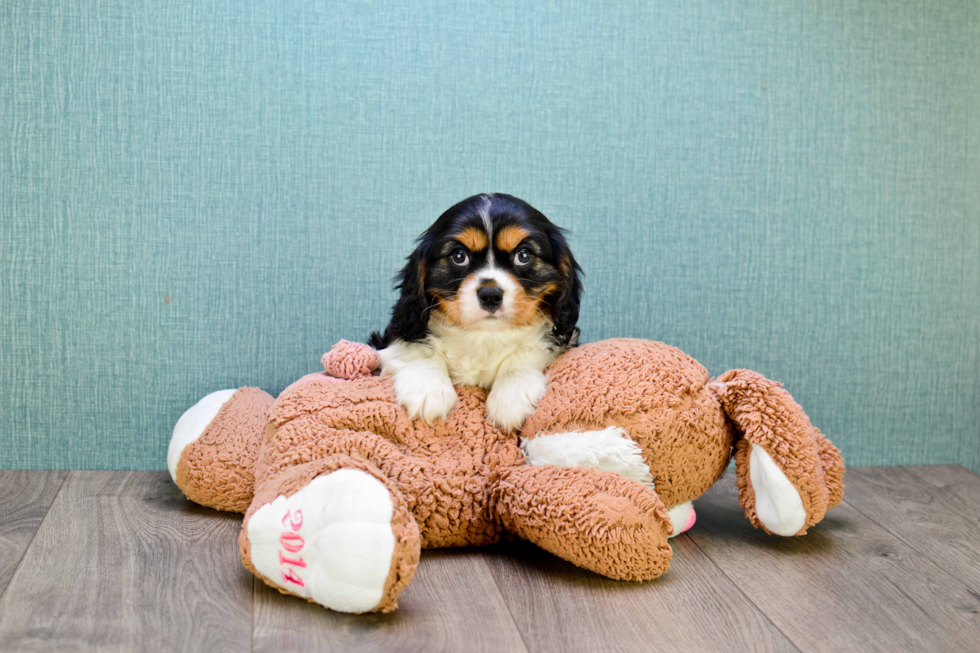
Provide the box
[2,1,977,471]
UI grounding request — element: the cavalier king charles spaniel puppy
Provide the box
[368,193,582,431]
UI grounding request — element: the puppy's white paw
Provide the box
[393,364,458,423]
[487,369,547,432]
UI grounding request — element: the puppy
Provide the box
[368,193,582,431]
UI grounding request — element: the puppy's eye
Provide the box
[451,249,469,266]
[514,248,533,266]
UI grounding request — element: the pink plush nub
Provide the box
[680,507,697,534]
[322,340,380,380]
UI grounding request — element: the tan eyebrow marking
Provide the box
[496,225,530,252]
[456,227,488,251]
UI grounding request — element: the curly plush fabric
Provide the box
[712,369,844,535]
[176,387,272,513]
[321,339,380,380]
[523,339,735,511]
[256,379,521,548]
[491,464,673,580]
[171,338,845,613]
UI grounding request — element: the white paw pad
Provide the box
[247,470,396,613]
[748,444,806,536]
[167,389,237,482]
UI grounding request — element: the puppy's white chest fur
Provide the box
[427,316,556,387]
[378,314,558,430]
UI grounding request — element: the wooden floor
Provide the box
[0,466,978,652]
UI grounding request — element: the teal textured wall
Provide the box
[2,1,977,471]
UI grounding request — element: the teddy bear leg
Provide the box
[240,455,420,614]
[492,465,673,581]
[711,370,845,536]
[522,426,696,538]
[169,387,273,513]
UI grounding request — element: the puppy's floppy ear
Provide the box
[547,228,583,347]
[391,246,429,340]
[368,246,429,348]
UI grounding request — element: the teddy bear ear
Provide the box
[322,340,381,380]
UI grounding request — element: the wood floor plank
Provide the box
[253,547,528,653]
[0,470,67,599]
[3,466,976,651]
[687,476,980,653]
[484,535,799,653]
[843,466,980,589]
[0,471,252,653]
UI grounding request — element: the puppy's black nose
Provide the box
[477,285,504,313]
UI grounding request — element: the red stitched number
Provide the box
[278,509,306,587]
[280,531,304,553]
[280,551,307,568]
[282,567,305,587]
[281,509,303,531]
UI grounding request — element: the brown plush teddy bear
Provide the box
[168,338,843,614]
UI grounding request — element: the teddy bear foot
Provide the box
[168,387,273,513]
[167,389,237,481]
[242,465,420,614]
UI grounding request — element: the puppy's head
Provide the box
[371,193,582,348]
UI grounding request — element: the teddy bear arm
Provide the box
[713,369,845,536]
[491,464,673,581]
